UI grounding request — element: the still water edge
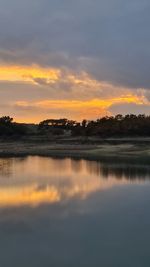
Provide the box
[0,156,149,267]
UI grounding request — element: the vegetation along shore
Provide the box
[0,114,150,163]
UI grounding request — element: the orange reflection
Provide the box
[0,179,130,207]
[0,157,145,208]
[0,185,60,207]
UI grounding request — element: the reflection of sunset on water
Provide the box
[0,157,149,208]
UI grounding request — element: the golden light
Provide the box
[0,64,147,122]
[0,64,60,82]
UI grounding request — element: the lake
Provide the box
[0,156,150,266]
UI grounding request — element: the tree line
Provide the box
[0,114,150,137]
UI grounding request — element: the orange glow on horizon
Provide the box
[36,95,143,108]
[14,95,145,123]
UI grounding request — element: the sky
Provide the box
[0,0,150,123]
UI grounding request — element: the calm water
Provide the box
[0,156,150,266]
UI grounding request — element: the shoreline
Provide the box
[0,139,150,164]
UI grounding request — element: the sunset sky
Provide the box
[0,0,150,122]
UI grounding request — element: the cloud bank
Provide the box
[0,0,150,121]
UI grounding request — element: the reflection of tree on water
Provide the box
[0,156,150,181]
[0,158,14,177]
[85,160,150,181]
[101,164,150,180]
[0,158,25,178]
[0,156,149,208]
[71,159,85,173]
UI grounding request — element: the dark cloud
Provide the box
[109,103,150,115]
[0,0,150,88]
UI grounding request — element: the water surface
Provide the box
[0,156,150,266]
